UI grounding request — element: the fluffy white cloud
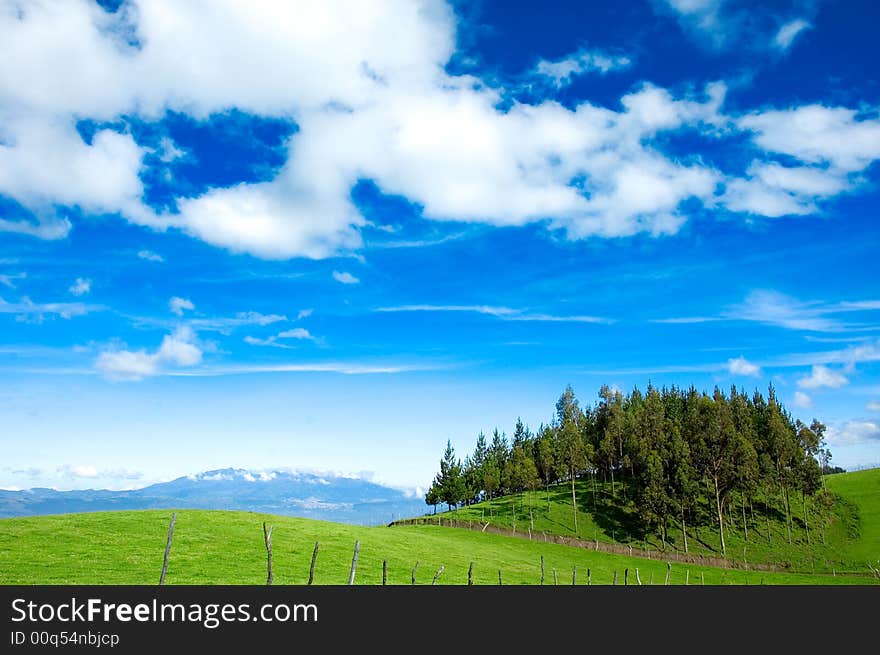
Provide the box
[727,356,760,377]
[866,401,880,412]
[95,326,202,380]
[332,271,360,285]
[68,277,92,296]
[169,296,194,316]
[825,420,880,446]
[0,0,876,260]
[722,161,849,217]
[773,19,811,51]
[534,48,631,88]
[797,364,849,389]
[793,391,812,409]
[738,106,880,173]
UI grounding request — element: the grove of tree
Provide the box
[425,384,831,557]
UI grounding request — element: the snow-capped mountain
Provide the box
[0,468,428,525]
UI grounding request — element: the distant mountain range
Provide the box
[0,468,429,525]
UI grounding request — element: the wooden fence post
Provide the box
[308,542,319,585]
[624,568,628,586]
[382,559,387,586]
[263,522,274,586]
[159,512,176,585]
[553,568,558,585]
[685,569,689,586]
[348,540,360,585]
[665,561,671,586]
[468,562,473,586]
[587,568,591,586]
[498,569,503,585]
[540,555,545,585]
[612,571,617,585]
[572,566,577,585]
[411,561,419,585]
[636,568,642,585]
[432,565,445,585]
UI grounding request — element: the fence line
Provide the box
[390,516,783,572]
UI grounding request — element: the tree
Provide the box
[424,484,440,515]
[687,390,757,557]
[435,439,465,511]
[556,387,588,535]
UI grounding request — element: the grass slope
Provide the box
[425,468,880,574]
[825,469,880,567]
[0,510,874,585]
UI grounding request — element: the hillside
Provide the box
[0,510,875,585]
[416,468,880,575]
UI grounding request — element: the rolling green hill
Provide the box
[0,509,875,585]
[415,468,880,575]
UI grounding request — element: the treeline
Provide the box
[426,384,833,556]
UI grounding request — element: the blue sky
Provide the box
[1,0,879,492]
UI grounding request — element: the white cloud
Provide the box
[727,290,844,332]
[727,356,760,377]
[0,0,874,260]
[797,364,849,389]
[0,295,96,321]
[68,277,91,296]
[793,391,812,409]
[773,19,811,51]
[657,1,815,55]
[169,296,195,316]
[722,161,849,218]
[244,327,316,348]
[866,401,880,412]
[0,272,26,288]
[662,292,880,333]
[376,304,611,323]
[137,250,164,262]
[95,326,202,381]
[738,105,880,173]
[57,464,99,479]
[534,48,631,88]
[187,311,287,333]
[332,271,360,285]
[296,308,314,320]
[825,420,880,446]
[277,328,315,340]
[157,136,186,163]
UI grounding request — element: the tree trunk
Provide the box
[570,471,578,536]
[681,506,689,554]
[610,468,615,499]
[713,476,726,557]
[783,486,792,545]
[742,494,748,542]
[802,491,810,546]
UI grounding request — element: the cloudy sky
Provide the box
[1,0,879,492]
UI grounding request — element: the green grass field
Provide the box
[419,468,880,575]
[825,468,880,567]
[0,509,876,585]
